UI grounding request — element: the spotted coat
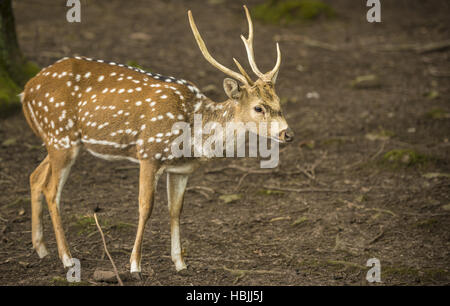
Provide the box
[21,56,220,163]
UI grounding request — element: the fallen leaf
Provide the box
[130,32,151,41]
[306,91,320,99]
[219,193,242,204]
[351,74,381,89]
[292,216,308,226]
[365,133,390,141]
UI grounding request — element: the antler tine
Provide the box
[241,5,282,83]
[188,10,248,85]
[241,5,265,79]
[233,58,254,85]
[266,42,281,83]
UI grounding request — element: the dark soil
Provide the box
[0,0,449,285]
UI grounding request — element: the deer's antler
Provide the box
[188,6,281,85]
[240,5,281,83]
[188,10,252,85]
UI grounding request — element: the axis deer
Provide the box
[21,6,293,277]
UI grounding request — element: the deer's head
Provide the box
[188,6,294,143]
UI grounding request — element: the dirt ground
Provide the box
[0,0,449,285]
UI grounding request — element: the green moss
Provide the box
[72,215,137,235]
[126,60,150,72]
[109,221,136,231]
[0,61,39,117]
[0,69,21,116]
[382,149,430,167]
[72,215,109,235]
[258,189,285,195]
[426,108,449,120]
[253,0,335,24]
[423,89,439,100]
[23,60,40,79]
[383,266,447,282]
[355,194,367,203]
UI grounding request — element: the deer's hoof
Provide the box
[131,271,143,281]
[176,264,194,276]
[62,254,75,268]
[35,244,49,258]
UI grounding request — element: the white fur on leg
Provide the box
[55,147,79,212]
[171,223,187,271]
[130,260,141,273]
[33,225,49,258]
[62,254,74,268]
[173,258,187,272]
[35,243,49,258]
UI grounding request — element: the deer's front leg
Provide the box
[130,161,158,277]
[167,172,189,271]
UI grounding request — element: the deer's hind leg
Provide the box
[30,155,51,258]
[42,146,80,267]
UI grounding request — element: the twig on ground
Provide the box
[428,67,450,78]
[206,164,276,175]
[264,185,349,193]
[206,164,278,192]
[93,213,123,286]
[367,208,397,217]
[370,141,386,160]
[186,186,215,199]
[343,141,385,170]
[0,172,16,183]
[296,151,327,183]
[417,40,450,53]
[234,173,249,192]
[367,227,385,245]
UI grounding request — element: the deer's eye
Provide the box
[254,106,263,113]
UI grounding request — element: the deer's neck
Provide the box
[193,98,236,126]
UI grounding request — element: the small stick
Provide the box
[186,186,215,199]
[187,186,215,193]
[234,172,249,191]
[264,185,349,193]
[206,164,276,174]
[370,141,386,160]
[367,227,385,245]
[93,213,123,286]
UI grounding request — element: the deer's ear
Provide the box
[223,78,242,100]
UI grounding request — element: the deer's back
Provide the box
[22,57,204,162]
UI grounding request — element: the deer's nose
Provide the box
[280,128,294,143]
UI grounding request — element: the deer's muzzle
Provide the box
[279,128,294,143]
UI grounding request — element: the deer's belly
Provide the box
[81,141,139,163]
